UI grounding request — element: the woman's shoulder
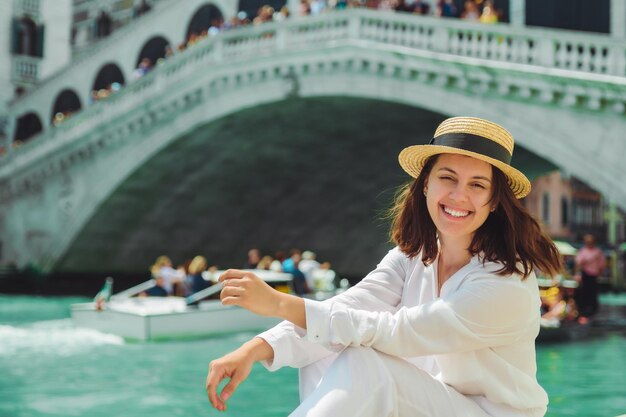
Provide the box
[384,246,425,265]
[459,262,539,305]
[376,246,426,274]
[467,257,537,285]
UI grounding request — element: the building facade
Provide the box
[526,170,626,245]
[0,0,163,152]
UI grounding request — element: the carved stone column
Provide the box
[288,0,301,18]
[509,0,525,26]
[611,0,626,38]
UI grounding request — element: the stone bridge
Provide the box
[2,6,626,275]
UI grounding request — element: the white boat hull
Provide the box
[71,298,281,341]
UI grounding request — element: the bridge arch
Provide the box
[135,35,172,69]
[186,3,225,41]
[54,95,558,276]
[92,63,126,98]
[51,89,82,125]
[14,112,43,144]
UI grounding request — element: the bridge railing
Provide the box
[4,9,626,169]
[11,55,41,84]
[351,11,625,76]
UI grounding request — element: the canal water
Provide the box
[1,294,624,417]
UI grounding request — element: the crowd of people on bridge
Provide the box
[142,248,338,299]
[42,0,503,132]
[183,0,504,34]
[297,0,502,21]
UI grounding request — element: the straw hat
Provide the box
[398,117,531,199]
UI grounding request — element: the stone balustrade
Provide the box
[11,55,41,84]
[362,13,626,76]
[4,9,626,173]
[13,0,40,20]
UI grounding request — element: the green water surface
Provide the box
[0,295,624,417]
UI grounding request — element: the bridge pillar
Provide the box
[509,0,525,26]
[287,0,300,17]
[611,0,626,38]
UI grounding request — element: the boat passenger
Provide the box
[541,286,578,325]
[270,250,287,272]
[244,248,262,269]
[150,255,184,296]
[282,249,308,296]
[206,117,563,416]
[142,275,167,297]
[256,255,274,271]
[187,255,211,295]
[299,251,321,292]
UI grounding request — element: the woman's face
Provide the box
[424,154,494,244]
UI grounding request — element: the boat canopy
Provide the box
[553,240,577,256]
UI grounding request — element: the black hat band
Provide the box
[429,133,512,165]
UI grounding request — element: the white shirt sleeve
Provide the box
[256,247,407,370]
[303,273,535,357]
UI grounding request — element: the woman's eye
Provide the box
[472,183,486,189]
[440,176,454,181]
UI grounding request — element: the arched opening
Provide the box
[11,16,43,57]
[186,4,224,42]
[238,0,282,23]
[92,63,125,102]
[14,112,43,144]
[134,36,171,77]
[51,89,82,125]
[94,11,113,39]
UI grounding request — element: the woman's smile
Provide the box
[426,154,493,242]
[440,204,472,219]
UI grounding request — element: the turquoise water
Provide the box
[1,295,625,417]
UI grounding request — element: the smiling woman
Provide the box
[206,117,563,417]
[425,155,494,244]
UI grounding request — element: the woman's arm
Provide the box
[221,270,538,357]
[220,269,306,327]
[206,336,273,411]
[219,246,410,330]
[206,271,313,412]
[302,276,538,357]
[207,251,407,410]
[223,248,408,370]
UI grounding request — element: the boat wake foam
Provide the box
[0,319,124,357]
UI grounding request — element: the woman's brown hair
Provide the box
[388,155,562,278]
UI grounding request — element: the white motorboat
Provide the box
[71,270,293,341]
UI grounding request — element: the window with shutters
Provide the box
[11,17,44,57]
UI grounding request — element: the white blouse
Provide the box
[257,247,548,414]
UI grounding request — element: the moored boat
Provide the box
[71,270,293,341]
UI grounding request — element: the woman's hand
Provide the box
[219,269,282,317]
[219,269,307,329]
[206,338,274,412]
